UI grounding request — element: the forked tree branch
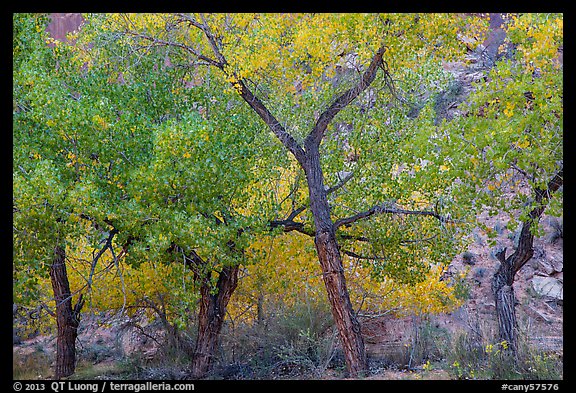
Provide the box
[305,44,388,149]
[506,166,563,273]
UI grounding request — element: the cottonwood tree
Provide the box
[91,13,491,376]
[14,12,244,377]
[15,12,280,379]
[118,108,272,377]
[13,13,88,378]
[437,13,563,355]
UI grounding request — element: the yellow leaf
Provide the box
[515,139,530,149]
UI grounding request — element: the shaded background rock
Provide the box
[531,276,563,302]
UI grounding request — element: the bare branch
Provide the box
[338,233,371,243]
[198,13,228,66]
[87,228,119,290]
[174,13,204,29]
[277,173,303,218]
[269,219,315,237]
[40,302,57,318]
[234,78,306,163]
[510,163,534,181]
[327,171,355,195]
[174,13,228,67]
[342,249,387,261]
[338,232,438,246]
[122,30,222,68]
[286,205,307,222]
[334,202,455,229]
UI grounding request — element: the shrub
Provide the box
[446,330,485,379]
[406,317,451,368]
[214,300,338,379]
[493,221,507,235]
[547,217,563,244]
[462,251,476,265]
[445,332,563,380]
[472,267,488,280]
[452,270,472,301]
[13,346,53,380]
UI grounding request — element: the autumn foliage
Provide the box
[13,13,562,379]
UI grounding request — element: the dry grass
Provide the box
[13,346,53,380]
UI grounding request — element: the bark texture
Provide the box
[190,265,239,378]
[49,245,84,379]
[304,146,368,377]
[492,249,520,352]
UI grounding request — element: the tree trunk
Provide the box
[304,147,368,377]
[492,248,520,354]
[491,168,562,355]
[49,245,84,380]
[315,230,368,377]
[191,265,239,378]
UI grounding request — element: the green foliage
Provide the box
[437,14,563,233]
[13,12,280,326]
[13,14,562,379]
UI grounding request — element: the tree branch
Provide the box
[87,228,119,290]
[198,13,228,66]
[341,249,387,261]
[508,166,563,273]
[327,170,355,195]
[176,13,307,163]
[269,219,315,237]
[338,232,438,246]
[174,13,229,67]
[286,170,354,221]
[534,167,563,205]
[122,29,223,68]
[234,78,306,163]
[334,202,454,229]
[305,44,387,148]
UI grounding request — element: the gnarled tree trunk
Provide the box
[49,245,84,380]
[491,168,562,355]
[304,146,368,377]
[190,265,239,378]
[492,248,522,354]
